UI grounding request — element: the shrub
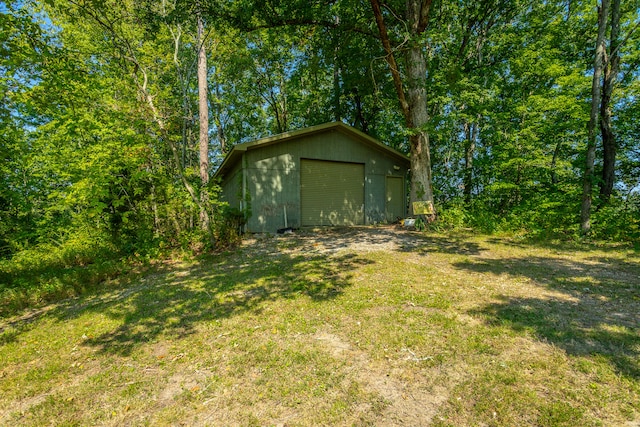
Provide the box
[0,229,128,317]
[213,205,249,249]
[435,202,468,231]
[590,199,640,241]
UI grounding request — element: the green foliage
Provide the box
[212,205,249,249]
[432,202,469,232]
[590,198,640,242]
[0,229,132,317]
[428,191,585,239]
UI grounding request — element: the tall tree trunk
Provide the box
[150,181,160,233]
[197,12,210,231]
[599,0,621,206]
[405,41,434,213]
[333,59,341,121]
[370,0,435,217]
[581,0,609,235]
[353,89,369,132]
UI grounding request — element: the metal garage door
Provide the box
[300,159,364,226]
[385,176,404,222]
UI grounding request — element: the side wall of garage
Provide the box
[220,160,242,211]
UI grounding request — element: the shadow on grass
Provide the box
[43,243,374,356]
[0,262,142,343]
[485,235,638,254]
[398,233,483,256]
[293,227,484,256]
[457,256,640,379]
[0,228,482,348]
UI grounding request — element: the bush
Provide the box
[590,199,640,241]
[213,205,249,249]
[0,230,130,317]
[435,202,468,230]
[427,192,640,244]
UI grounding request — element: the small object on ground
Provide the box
[277,227,294,234]
[402,218,415,228]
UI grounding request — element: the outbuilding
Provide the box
[214,122,410,233]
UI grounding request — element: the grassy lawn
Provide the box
[1,228,638,426]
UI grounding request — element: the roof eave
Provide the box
[213,146,246,180]
[213,121,410,179]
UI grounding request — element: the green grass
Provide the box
[1,229,638,426]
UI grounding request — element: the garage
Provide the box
[214,122,409,232]
[300,159,365,226]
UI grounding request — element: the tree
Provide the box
[581,0,610,235]
[598,0,621,205]
[197,7,211,231]
[370,0,435,217]
[50,0,224,238]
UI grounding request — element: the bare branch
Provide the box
[370,0,411,125]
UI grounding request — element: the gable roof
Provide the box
[213,121,409,179]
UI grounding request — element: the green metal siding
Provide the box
[385,176,405,222]
[247,152,299,231]
[220,161,242,210]
[300,160,364,226]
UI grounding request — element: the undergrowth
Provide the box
[0,204,248,318]
[429,197,640,244]
[0,233,141,318]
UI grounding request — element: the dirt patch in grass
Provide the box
[261,225,485,256]
[1,227,639,426]
[315,330,451,426]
